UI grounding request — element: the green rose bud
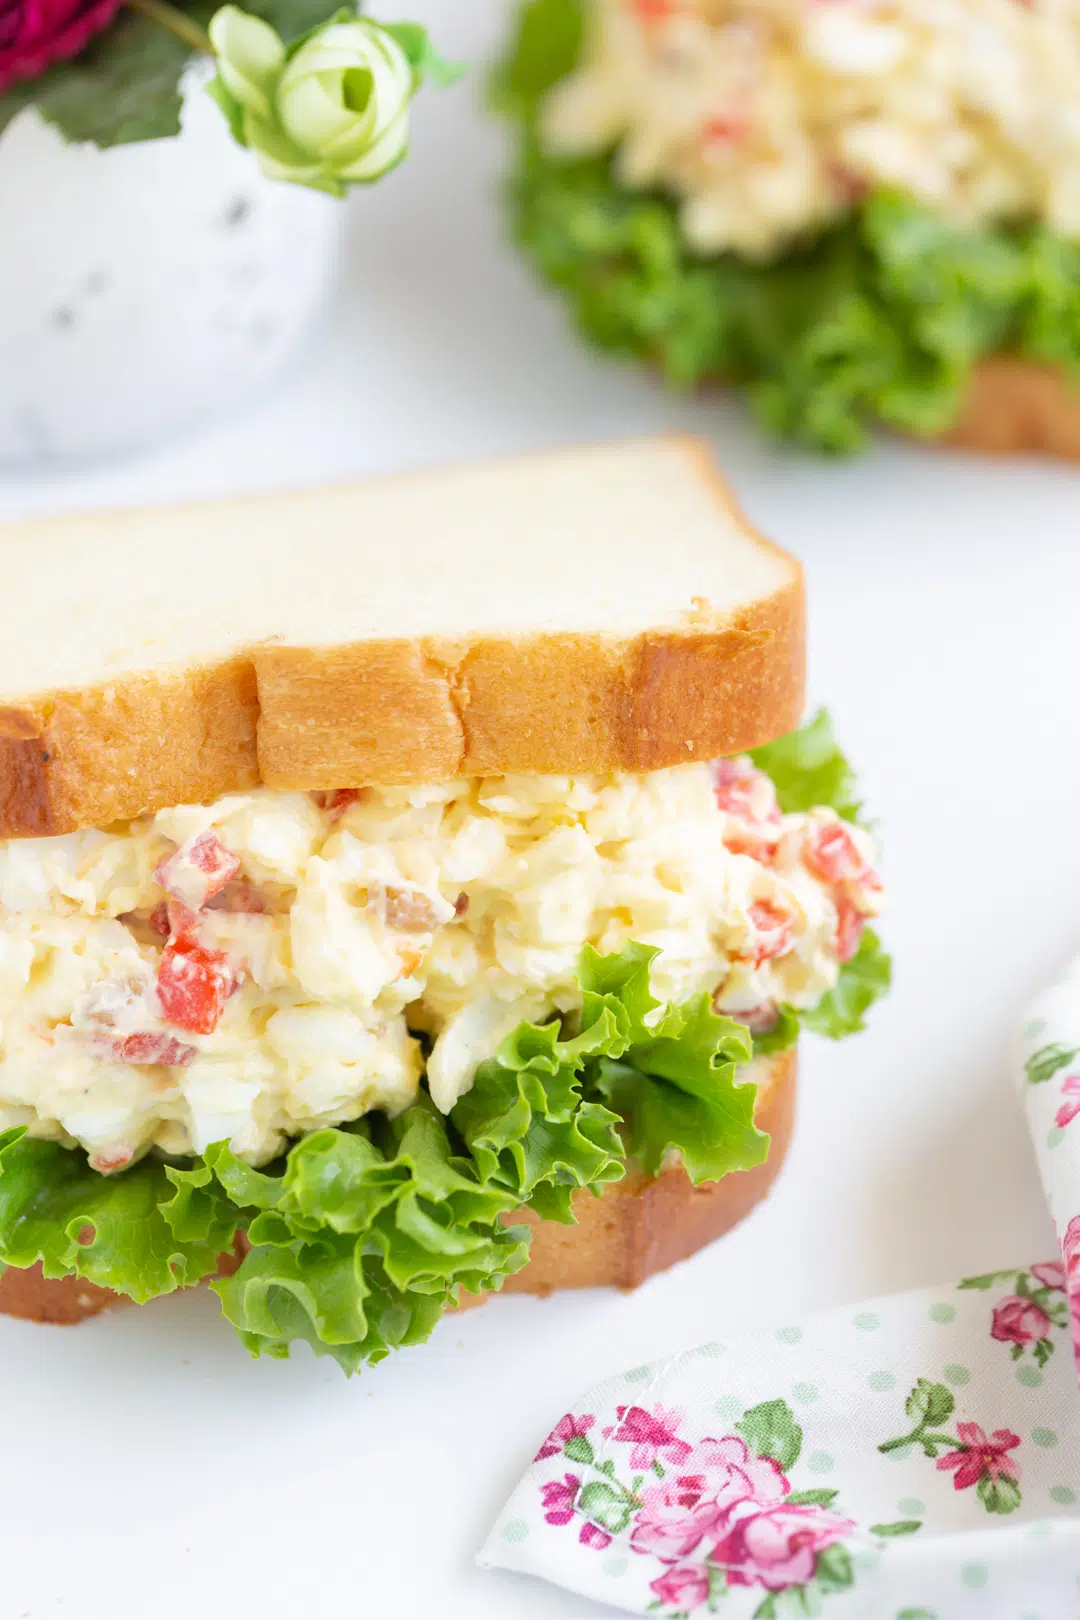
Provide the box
[206,6,460,196]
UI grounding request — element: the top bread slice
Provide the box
[0,436,804,838]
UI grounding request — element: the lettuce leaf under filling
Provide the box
[0,713,891,1370]
[494,0,1080,453]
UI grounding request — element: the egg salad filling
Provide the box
[497,0,1080,452]
[0,713,890,1372]
[0,732,880,1170]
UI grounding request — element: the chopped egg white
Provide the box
[541,0,1080,259]
[0,763,882,1167]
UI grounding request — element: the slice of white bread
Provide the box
[0,436,804,838]
[0,1049,793,1326]
[941,358,1080,459]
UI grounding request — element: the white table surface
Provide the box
[1,4,1077,1615]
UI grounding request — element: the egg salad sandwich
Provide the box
[0,438,888,1370]
[496,0,1080,457]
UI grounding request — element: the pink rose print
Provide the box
[1062,1215,1080,1363]
[991,1294,1053,1347]
[937,1423,1021,1493]
[604,1404,692,1471]
[1056,1074,1080,1128]
[535,1396,859,1613]
[961,1263,1070,1367]
[630,1435,789,1562]
[710,1499,856,1591]
[1031,1260,1066,1290]
[535,1412,595,1461]
[540,1473,580,1526]
[880,1381,1023,1514]
[648,1564,711,1610]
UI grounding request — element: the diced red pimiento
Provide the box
[738,899,794,966]
[154,831,240,910]
[89,1146,134,1174]
[76,1224,96,1246]
[150,899,200,940]
[802,819,871,886]
[834,897,865,965]
[383,886,443,933]
[722,826,779,863]
[156,937,235,1035]
[105,1032,198,1067]
[631,0,677,19]
[312,788,366,815]
[713,758,782,862]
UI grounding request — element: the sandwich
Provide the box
[495,0,1080,457]
[0,438,889,1370]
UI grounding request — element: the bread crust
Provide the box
[0,1052,794,1327]
[0,439,805,838]
[460,1047,794,1304]
[939,357,1080,459]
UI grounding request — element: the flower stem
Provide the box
[125,0,214,55]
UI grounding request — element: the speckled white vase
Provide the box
[0,68,344,466]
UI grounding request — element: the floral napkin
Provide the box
[479,956,1080,1617]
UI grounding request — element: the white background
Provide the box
[1,3,1078,1615]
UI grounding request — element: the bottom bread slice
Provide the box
[939,357,1080,459]
[0,1048,794,1327]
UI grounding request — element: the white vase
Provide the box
[0,67,344,466]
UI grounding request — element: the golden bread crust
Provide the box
[940,357,1080,459]
[462,1046,795,1302]
[0,440,805,837]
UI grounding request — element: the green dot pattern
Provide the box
[1051,1485,1077,1505]
[961,1562,989,1590]
[793,1382,819,1404]
[1048,1125,1066,1149]
[1023,1018,1047,1040]
[1032,1428,1059,1449]
[808,1450,835,1474]
[1017,1365,1043,1388]
[501,1519,528,1544]
[898,1497,925,1517]
[869,1370,897,1392]
[943,1364,971,1387]
[776,1325,803,1345]
[624,1365,651,1384]
[929,1303,956,1324]
[854,1312,880,1331]
[714,1396,742,1423]
[696,1341,725,1358]
[603,1553,628,1577]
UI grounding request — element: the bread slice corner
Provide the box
[0,436,803,836]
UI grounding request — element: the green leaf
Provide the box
[958,1270,1021,1292]
[813,1543,854,1593]
[577,1480,631,1535]
[786,1489,838,1507]
[800,928,891,1040]
[750,1005,801,1059]
[736,1400,803,1470]
[750,710,863,822]
[976,1472,1022,1516]
[489,0,583,116]
[563,1434,594,1464]
[382,21,465,88]
[0,1128,243,1303]
[869,1520,922,1537]
[451,1011,625,1222]
[904,1379,955,1430]
[1025,1043,1079,1086]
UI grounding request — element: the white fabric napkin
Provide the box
[479,956,1080,1616]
